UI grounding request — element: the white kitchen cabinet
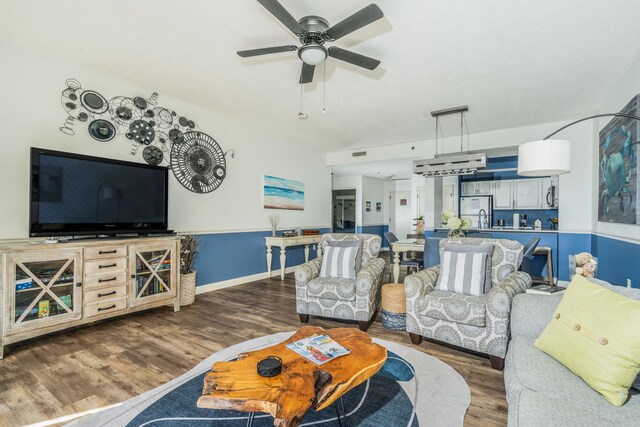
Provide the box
[462,181,492,196]
[476,181,492,195]
[461,182,476,196]
[493,180,513,209]
[514,179,542,209]
[462,177,558,210]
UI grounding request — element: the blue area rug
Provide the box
[127,351,417,427]
[69,332,470,427]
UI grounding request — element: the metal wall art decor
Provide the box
[170,132,227,193]
[58,78,234,193]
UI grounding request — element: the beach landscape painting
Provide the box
[263,175,304,211]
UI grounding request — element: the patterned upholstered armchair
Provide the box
[404,237,532,370]
[294,234,385,332]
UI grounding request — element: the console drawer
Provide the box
[84,297,127,318]
[84,270,128,289]
[85,246,127,260]
[84,257,127,275]
[85,285,127,303]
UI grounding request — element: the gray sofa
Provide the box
[505,279,640,426]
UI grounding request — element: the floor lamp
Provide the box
[517,113,640,177]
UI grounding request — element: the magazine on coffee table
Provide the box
[286,334,351,365]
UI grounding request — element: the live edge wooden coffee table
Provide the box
[197,326,387,427]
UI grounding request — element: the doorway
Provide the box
[390,191,412,239]
[332,189,357,233]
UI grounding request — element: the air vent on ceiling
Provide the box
[352,151,367,157]
[413,153,487,177]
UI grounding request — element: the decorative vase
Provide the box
[179,271,196,306]
[448,229,465,238]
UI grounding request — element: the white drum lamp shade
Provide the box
[517,139,571,176]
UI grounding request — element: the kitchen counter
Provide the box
[432,227,559,234]
[429,227,560,280]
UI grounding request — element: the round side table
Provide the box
[381,283,406,331]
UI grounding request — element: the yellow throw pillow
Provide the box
[535,275,640,406]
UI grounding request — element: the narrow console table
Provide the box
[0,235,181,358]
[265,235,322,280]
[391,239,425,283]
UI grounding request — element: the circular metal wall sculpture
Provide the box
[170,131,226,193]
[80,90,109,114]
[88,119,116,142]
[142,146,163,166]
[109,96,143,127]
[129,120,155,145]
[59,78,234,193]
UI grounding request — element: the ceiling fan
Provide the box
[237,0,384,84]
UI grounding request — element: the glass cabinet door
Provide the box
[130,245,176,306]
[10,250,82,332]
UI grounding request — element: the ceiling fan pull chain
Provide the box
[460,112,464,152]
[435,116,439,156]
[298,85,305,119]
[323,61,327,114]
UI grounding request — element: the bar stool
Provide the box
[533,246,554,285]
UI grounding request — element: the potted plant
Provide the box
[441,210,473,237]
[179,234,199,306]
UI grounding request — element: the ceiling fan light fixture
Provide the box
[298,44,327,65]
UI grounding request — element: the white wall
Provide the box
[0,46,331,239]
[362,176,385,226]
[327,119,595,232]
[595,54,640,241]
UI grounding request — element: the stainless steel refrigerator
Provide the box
[460,195,493,229]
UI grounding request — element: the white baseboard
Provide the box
[195,266,298,295]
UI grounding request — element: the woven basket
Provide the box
[381,284,406,312]
[180,271,196,306]
[381,283,406,330]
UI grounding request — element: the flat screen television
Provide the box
[30,147,169,237]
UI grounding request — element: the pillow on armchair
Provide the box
[320,244,360,279]
[326,240,363,273]
[442,243,494,293]
[436,249,489,297]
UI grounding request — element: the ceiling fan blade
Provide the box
[328,47,380,70]
[257,0,305,35]
[325,4,384,41]
[237,45,298,57]
[299,62,315,84]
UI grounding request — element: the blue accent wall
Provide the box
[191,226,638,289]
[192,228,330,286]
[591,234,640,287]
[360,224,387,247]
[382,225,390,247]
[556,233,592,281]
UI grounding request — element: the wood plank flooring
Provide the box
[0,266,508,427]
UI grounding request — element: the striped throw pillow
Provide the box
[320,245,359,279]
[436,251,488,296]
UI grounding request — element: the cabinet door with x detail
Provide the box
[6,248,83,334]
[128,242,177,307]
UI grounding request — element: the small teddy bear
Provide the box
[574,252,597,278]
